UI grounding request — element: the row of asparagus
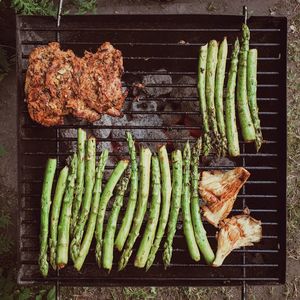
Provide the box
[39,129,215,277]
[198,23,263,157]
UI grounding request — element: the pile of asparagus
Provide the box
[38,129,215,277]
[198,23,263,157]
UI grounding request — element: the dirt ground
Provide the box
[0,0,299,299]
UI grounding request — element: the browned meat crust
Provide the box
[80,42,127,116]
[25,42,125,126]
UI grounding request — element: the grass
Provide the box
[286,10,300,262]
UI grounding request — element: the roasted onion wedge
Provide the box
[199,167,250,227]
[213,209,262,267]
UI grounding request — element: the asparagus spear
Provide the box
[182,142,200,261]
[56,154,77,269]
[118,147,152,271]
[71,128,87,236]
[74,150,109,271]
[103,169,131,271]
[226,38,241,157]
[115,132,138,251]
[247,49,263,151]
[95,159,129,267]
[134,155,161,269]
[49,165,68,270]
[38,158,57,277]
[191,139,215,264]
[197,44,211,156]
[70,136,96,262]
[237,24,256,142]
[215,37,228,157]
[163,150,183,268]
[206,40,221,156]
[146,145,172,270]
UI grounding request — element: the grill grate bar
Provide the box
[20,27,281,32]
[21,40,281,47]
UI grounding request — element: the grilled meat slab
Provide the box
[80,42,127,117]
[199,167,250,227]
[25,42,125,126]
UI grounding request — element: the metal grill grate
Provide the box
[16,13,287,291]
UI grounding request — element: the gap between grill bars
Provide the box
[16,6,287,300]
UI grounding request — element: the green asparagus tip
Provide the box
[242,23,250,40]
[209,40,218,47]
[234,38,240,49]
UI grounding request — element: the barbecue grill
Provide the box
[16,4,287,300]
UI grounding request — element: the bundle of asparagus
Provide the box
[198,24,263,157]
[38,128,218,276]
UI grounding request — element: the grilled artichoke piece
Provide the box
[213,209,262,267]
[199,167,250,227]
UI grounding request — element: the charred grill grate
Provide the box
[16,13,287,291]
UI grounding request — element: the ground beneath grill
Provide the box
[0,0,299,299]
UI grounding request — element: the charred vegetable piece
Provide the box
[57,154,77,269]
[39,158,57,277]
[191,139,215,264]
[118,147,152,271]
[213,209,262,267]
[197,44,211,156]
[163,149,183,268]
[215,37,228,157]
[103,168,131,271]
[206,40,221,156]
[70,136,96,262]
[237,24,256,142]
[247,49,263,151]
[225,38,240,157]
[182,141,201,261]
[115,132,138,252]
[199,167,250,227]
[49,165,68,270]
[146,145,172,270]
[71,128,87,236]
[135,155,161,269]
[74,150,109,271]
[95,159,129,267]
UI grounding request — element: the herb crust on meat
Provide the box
[25,42,126,127]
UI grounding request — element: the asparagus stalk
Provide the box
[95,159,129,267]
[56,154,77,269]
[226,38,241,157]
[118,147,152,271]
[115,132,138,251]
[38,158,57,277]
[197,44,211,156]
[182,142,200,261]
[74,150,109,271]
[134,155,161,269]
[247,49,263,151]
[237,24,256,142]
[71,128,87,236]
[70,136,96,262]
[49,165,68,270]
[146,145,172,270]
[215,37,228,157]
[191,139,215,264]
[163,150,183,269]
[206,40,221,156]
[103,169,131,271]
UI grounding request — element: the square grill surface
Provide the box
[17,14,286,286]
